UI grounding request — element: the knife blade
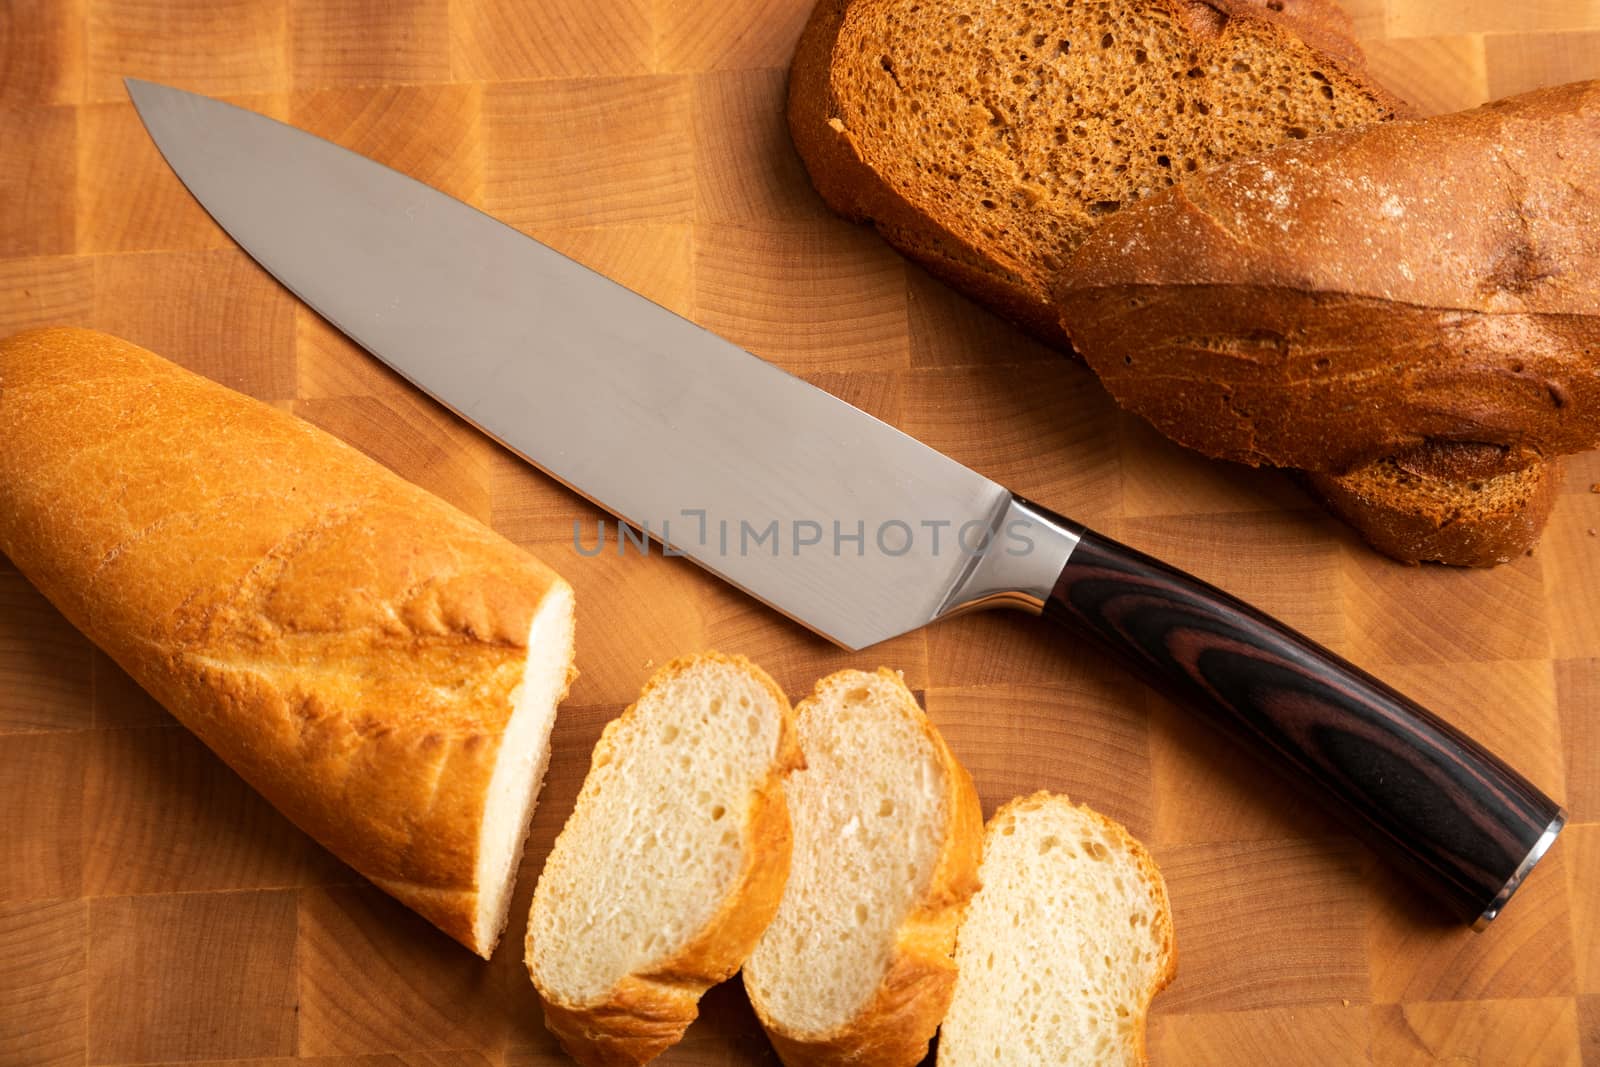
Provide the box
[126,78,1563,925]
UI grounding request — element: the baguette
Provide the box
[743,669,983,1066]
[0,327,575,957]
[1055,81,1600,473]
[526,653,803,1067]
[937,792,1176,1067]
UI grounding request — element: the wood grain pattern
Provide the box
[0,574,94,733]
[0,105,76,258]
[0,900,87,1067]
[86,891,298,1063]
[1,0,1597,1063]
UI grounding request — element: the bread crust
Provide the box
[529,652,804,1067]
[1305,451,1565,566]
[744,668,984,1067]
[939,792,1177,1067]
[0,327,575,957]
[1209,0,1365,72]
[1056,81,1600,473]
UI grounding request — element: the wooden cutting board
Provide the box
[2,1,1597,1063]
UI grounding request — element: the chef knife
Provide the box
[126,79,1562,925]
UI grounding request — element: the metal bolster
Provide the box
[934,495,1084,620]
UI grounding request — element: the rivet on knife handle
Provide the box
[1004,496,1565,925]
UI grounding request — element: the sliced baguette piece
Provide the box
[526,653,803,1067]
[0,326,575,957]
[938,792,1176,1067]
[743,669,983,1067]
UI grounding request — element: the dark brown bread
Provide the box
[786,0,1560,566]
[787,0,1403,345]
[1055,81,1600,473]
[1304,446,1565,567]
[1220,0,1366,72]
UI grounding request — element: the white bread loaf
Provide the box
[0,327,576,957]
[526,652,803,1067]
[743,668,983,1066]
[938,792,1177,1067]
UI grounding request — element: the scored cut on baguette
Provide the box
[526,652,803,1067]
[0,326,575,957]
[938,792,1176,1067]
[743,668,983,1067]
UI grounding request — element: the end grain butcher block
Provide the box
[0,1,1596,1064]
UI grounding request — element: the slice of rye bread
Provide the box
[786,0,1560,565]
[786,0,1405,346]
[742,669,983,1067]
[525,653,803,1067]
[935,792,1176,1066]
[1302,445,1566,566]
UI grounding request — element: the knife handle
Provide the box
[1036,511,1564,925]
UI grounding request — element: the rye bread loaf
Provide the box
[743,669,983,1066]
[1224,0,1365,72]
[526,653,802,1067]
[787,0,1564,565]
[0,327,576,957]
[1055,81,1600,473]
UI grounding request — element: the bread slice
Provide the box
[937,793,1176,1067]
[526,653,803,1067]
[1305,447,1566,566]
[1226,0,1365,71]
[0,327,575,958]
[787,0,1402,345]
[743,669,983,1066]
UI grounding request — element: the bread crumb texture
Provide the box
[527,653,800,1066]
[530,657,788,998]
[938,792,1175,1067]
[747,671,948,1029]
[808,0,1396,305]
[742,668,982,1067]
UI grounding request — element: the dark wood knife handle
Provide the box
[1042,520,1563,924]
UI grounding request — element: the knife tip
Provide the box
[122,77,180,107]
